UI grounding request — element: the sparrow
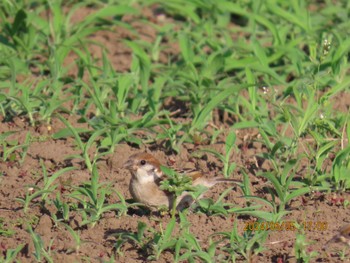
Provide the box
[323,224,350,250]
[123,152,240,210]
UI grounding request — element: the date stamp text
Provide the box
[243,221,328,232]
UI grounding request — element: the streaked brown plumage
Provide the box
[323,224,350,250]
[124,152,240,210]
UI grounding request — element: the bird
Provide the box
[323,224,350,250]
[123,152,240,211]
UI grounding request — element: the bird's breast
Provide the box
[130,179,173,208]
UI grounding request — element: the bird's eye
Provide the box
[140,160,146,165]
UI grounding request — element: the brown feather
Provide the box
[124,152,241,210]
[128,152,161,170]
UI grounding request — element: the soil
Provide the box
[1,5,350,263]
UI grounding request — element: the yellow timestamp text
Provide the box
[243,221,328,232]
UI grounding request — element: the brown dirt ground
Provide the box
[1,5,350,263]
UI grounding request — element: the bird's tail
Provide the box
[194,177,241,188]
[215,178,241,184]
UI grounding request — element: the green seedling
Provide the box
[0,131,30,163]
[114,221,148,256]
[257,158,316,212]
[178,237,222,263]
[148,217,177,261]
[19,131,31,164]
[228,172,292,221]
[56,114,109,172]
[115,211,214,262]
[70,164,128,227]
[15,186,52,214]
[214,220,268,263]
[36,82,71,124]
[331,142,350,192]
[147,76,166,113]
[196,197,229,217]
[195,131,237,178]
[174,211,222,262]
[60,223,82,254]
[15,163,75,213]
[294,233,318,263]
[195,186,242,217]
[40,160,76,201]
[159,166,198,217]
[115,216,181,261]
[27,225,54,263]
[44,2,138,80]
[337,248,349,261]
[6,83,39,126]
[125,40,151,93]
[112,73,136,118]
[52,193,71,223]
[157,114,185,154]
[0,217,15,237]
[189,82,245,135]
[0,243,24,263]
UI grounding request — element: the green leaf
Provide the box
[332,37,350,74]
[179,33,194,64]
[83,5,137,26]
[52,128,91,139]
[164,216,176,241]
[232,121,259,129]
[125,41,151,91]
[285,187,311,203]
[259,172,283,200]
[191,85,244,131]
[225,132,236,155]
[252,38,268,67]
